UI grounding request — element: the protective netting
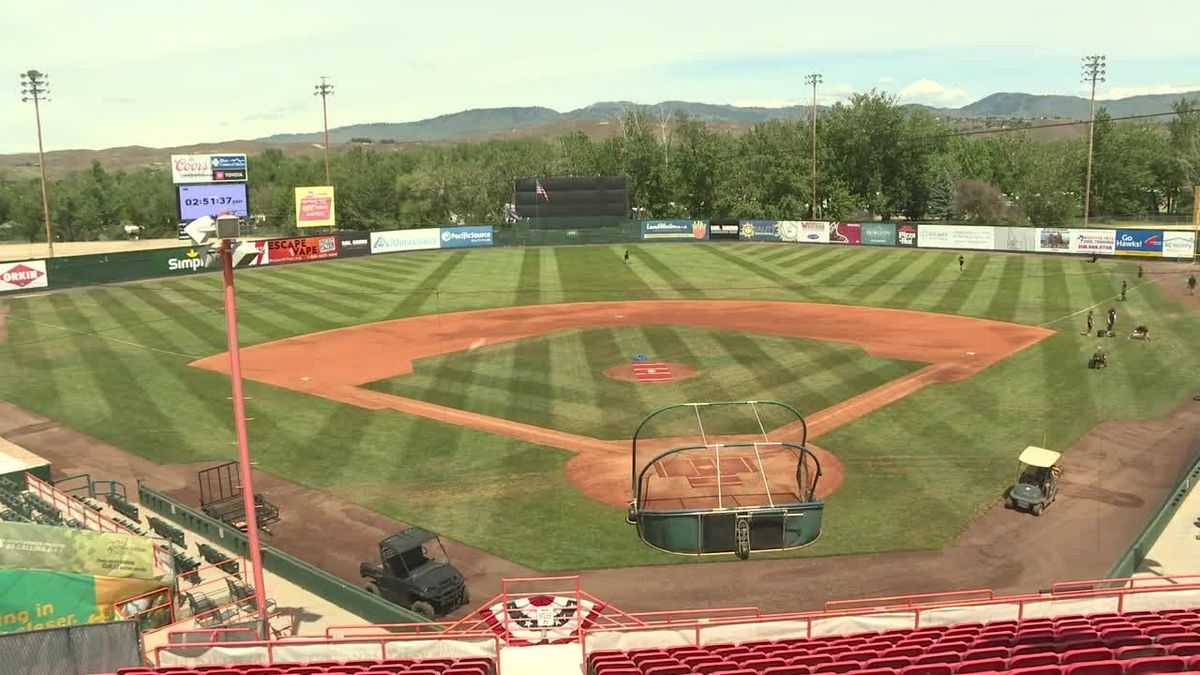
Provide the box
[633,401,819,512]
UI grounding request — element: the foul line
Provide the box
[1038,282,1146,328]
[5,314,199,359]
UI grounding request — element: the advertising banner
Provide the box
[337,231,371,258]
[861,222,897,246]
[787,221,830,243]
[640,220,708,241]
[0,568,164,634]
[1070,229,1117,255]
[1162,231,1197,258]
[177,183,249,221]
[1036,228,1071,253]
[0,521,156,579]
[829,222,862,245]
[440,225,495,249]
[708,223,740,241]
[170,154,247,184]
[896,223,919,248]
[739,220,781,241]
[1114,229,1164,256]
[916,224,996,250]
[370,228,441,254]
[252,236,339,265]
[154,247,211,275]
[294,186,335,228]
[0,260,49,292]
[997,227,1037,252]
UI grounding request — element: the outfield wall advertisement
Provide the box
[251,236,339,265]
[370,226,498,254]
[708,223,740,240]
[830,222,862,244]
[295,186,336,228]
[1162,231,1197,258]
[441,225,495,249]
[0,260,49,292]
[1115,229,1164,256]
[1070,229,1117,255]
[862,223,897,246]
[0,568,164,634]
[998,227,1037,252]
[739,220,782,241]
[917,224,995,250]
[640,220,708,241]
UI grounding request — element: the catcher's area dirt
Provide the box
[190,300,1052,508]
[602,362,700,383]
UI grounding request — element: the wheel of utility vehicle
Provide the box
[411,601,435,619]
[1031,503,1043,516]
[1004,496,1014,509]
[364,582,380,596]
[460,588,470,605]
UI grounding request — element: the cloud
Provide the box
[878,76,896,84]
[1103,84,1200,99]
[896,79,971,107]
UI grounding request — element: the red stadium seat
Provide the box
[1061,649,1115,665]
[1117,646,1170,661]
[899,665,952,675]
[792,656,835,668]
[962,649,1009,662]
[644,665,690,675]
[1169,645,1200,657]
[955,659,1006,674]
[1063,661,1122,675]
[846,670,899,675]
[1009,654,1062,670]
[1008,667,1063,675]
[741,659,789,674]
[912,653,957,666]
[1106,636,1154,650]
[695,663,743,675]
[1160,635,1200,646]
[865,659,912,670]
[814,662,861,674]
[1126,656,1187,675]
[762,667,812,675]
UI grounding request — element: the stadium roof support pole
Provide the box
[220,239,270,628]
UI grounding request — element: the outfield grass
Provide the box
[1,243,1197,570]
[366,325,925,439]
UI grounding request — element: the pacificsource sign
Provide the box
[640,220,708,241]
[170,154,248,184]
[1114,229,1163,256]
[441,226,495,249]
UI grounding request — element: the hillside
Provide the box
[1,89,1194,178]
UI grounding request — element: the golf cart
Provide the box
[360,527,469,618]
[1005,446,1063,516]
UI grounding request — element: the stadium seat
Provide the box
[762,667,812,675]
[1169,645,1200,657]
[1117,646,1169,660]
[1126,656,1187,674]
[644,666,690,675]
[1063,661,1122,675]
[1061,648,1115,665]
[1008,667,1063,675]
[814,662,861,674]
[955,658,1006,674]
[899,665,952,675]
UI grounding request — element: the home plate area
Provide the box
[633,362,675,383]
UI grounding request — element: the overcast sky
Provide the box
[2,0,1198,154]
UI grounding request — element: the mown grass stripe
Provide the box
[873,250,952,309]
[702,245,836,303]
[982,255,1026,322]
[633,247,702,296]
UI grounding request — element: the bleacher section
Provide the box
[111,656,496,675]
[586,608,1200,675]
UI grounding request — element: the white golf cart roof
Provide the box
[1019,446,1062,468]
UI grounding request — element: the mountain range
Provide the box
[259,90,1200,145]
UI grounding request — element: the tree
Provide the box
[954,180,1007,223]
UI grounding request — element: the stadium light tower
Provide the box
[1081,55,1106,227]
[314,76,334,185]
[804,73,823,219]
[20,70,54,257]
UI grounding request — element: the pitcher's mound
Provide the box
[603,362,699,384]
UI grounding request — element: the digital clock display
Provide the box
[177,183,249,221]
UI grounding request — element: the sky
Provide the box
[2,0,1198,154]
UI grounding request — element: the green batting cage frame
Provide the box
[626,401,825,560]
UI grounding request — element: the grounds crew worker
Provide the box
[1084,309,1094,335]
[1106,307,1117,335]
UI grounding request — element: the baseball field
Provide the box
[1,242,1197,573]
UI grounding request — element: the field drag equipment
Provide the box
[626,400,824,559]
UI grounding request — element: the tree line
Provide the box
[1,92,1196,242]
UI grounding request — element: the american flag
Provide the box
[535,179,550,202]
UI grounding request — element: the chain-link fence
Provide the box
[0,620,142,675]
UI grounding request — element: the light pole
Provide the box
[314,77,334,185]
[804,73,822,219]
[20,70,54,257]
[1081,55,1106,227]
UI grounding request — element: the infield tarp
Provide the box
[997,227,1037,252]
[861,222,897,246]
[739,220,781,241]
[0,521,156,580]
[916,224,995,250]
[0,569,164,634]
[1115,229,1164,256]
[440,225,495,249]
[640,220,708,241]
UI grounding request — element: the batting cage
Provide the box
[626,401,825,560]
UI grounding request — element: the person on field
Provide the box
[1084,309,1094,336]
[1120,280,1127,301]
[624,249,630,263]
[1188,274,1196,295]
[1106,307,1117,335]
[958,254,964,272]
[1089,345,1108,369]
[1137,265,1144,279]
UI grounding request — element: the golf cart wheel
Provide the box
[364,582,380,596]
[1031,503,1043,516]
[411,601,435,619]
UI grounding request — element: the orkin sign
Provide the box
[170,154,248,184]
[0,260,49,292]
